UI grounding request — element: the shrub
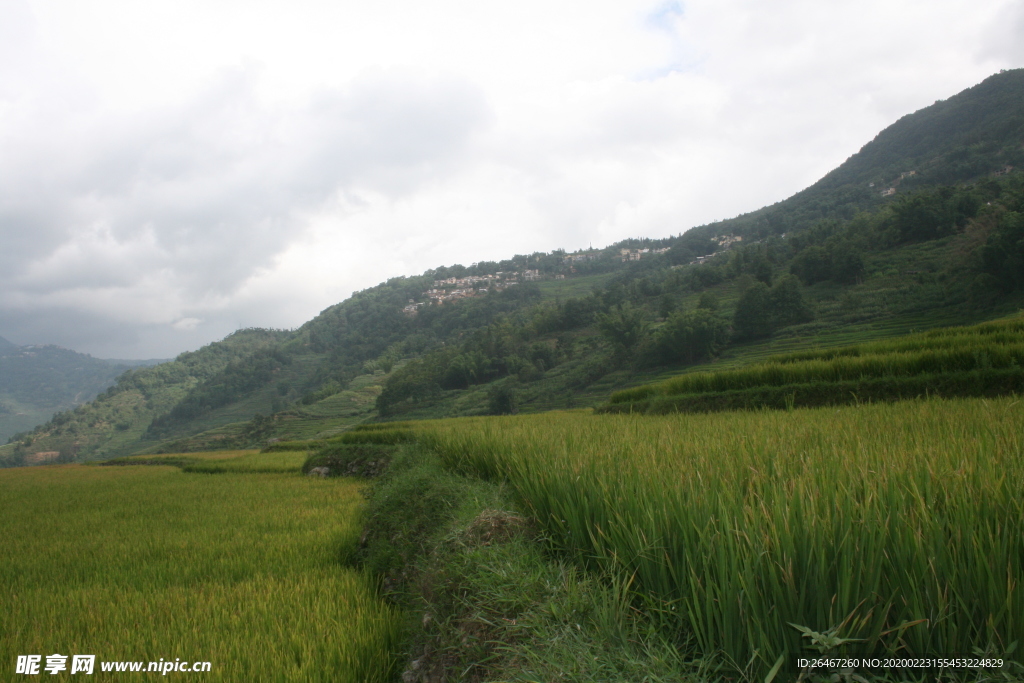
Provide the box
[303,443,396,478]
[649,309,729,365]
[487,380,520,415]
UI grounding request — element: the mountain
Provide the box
[0,344,137,444]
[102,358,172,368]
[665,68,1024,248]
[3,69,1024,465]
[0,329,291,461]
[0,336,17,355]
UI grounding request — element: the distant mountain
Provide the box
[4,69,1024,465]
[1,329,291,461]
[101,358,171,368]
[0,345,133,444]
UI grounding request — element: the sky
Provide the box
[1,0,1022,359]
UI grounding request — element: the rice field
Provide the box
[0,460,401,682]
[177,451,308,473]
[607,314,1024,407]
[417,396,1024,679]
[101,450,309,473]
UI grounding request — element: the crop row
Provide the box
[609,344,1024,405]
[416,398,1024,680]
[608,315,1024,406]
[601,368,1024,414]
[771,317,1024,364]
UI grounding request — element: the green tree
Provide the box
[790,246,833,285]
[696,291,720,312]
[980,210,1024,291]
[653,309,729,364]
[733,276,813,341]
[752,255,774,285]
[487,380,520,415]
[830,243,866,284]
[890,187,980,243]
[597,303,649,357]
[770,274,814,327]
[733,282,774,340]
[658,293,677,319]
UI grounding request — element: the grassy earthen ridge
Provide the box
[354,442,702,683]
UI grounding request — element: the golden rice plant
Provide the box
[0,462,401,682]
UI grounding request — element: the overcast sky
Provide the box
[1,0,1021,359]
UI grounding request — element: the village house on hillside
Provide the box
[433,274,495,288]
[880,170,918,197]
[619,247,669,262]
[404,271,526,314]
[562,253,597,264]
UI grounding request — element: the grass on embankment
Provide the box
[354,444,704,683]
[0,461,401,682]
[415,397,1024,681]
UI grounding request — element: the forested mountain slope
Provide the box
[0,330,289,464]
[0,344,136,444]
[3,69,1023,464]
[671,68,1024,247]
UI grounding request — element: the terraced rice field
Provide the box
[604,315,1024,414]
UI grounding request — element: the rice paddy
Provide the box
[604,314,1024,414]
[103,449,311,473]
[0,459,401,682]
[418,396,1024,679]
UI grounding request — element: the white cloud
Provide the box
[0,58,489,353]
[0,0,1020,357]
[172,318,202,332]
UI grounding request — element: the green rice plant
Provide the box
[348,421,418,432]
[336,428,415,445]
[601,368,1024,415]
[99,450,308,473]
[261,439,323,452]
[100,449,261,466]
[607,314,1024,408]
[0,464,402,682]
[622,344,1024,399]
[179,450,308,473]
[416,397,1024,680]
[772,317,1024,364]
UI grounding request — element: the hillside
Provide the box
[0,329,293,464]
[0,344,140,445]
[3,68,1024,464]
[687,67,1024,244]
